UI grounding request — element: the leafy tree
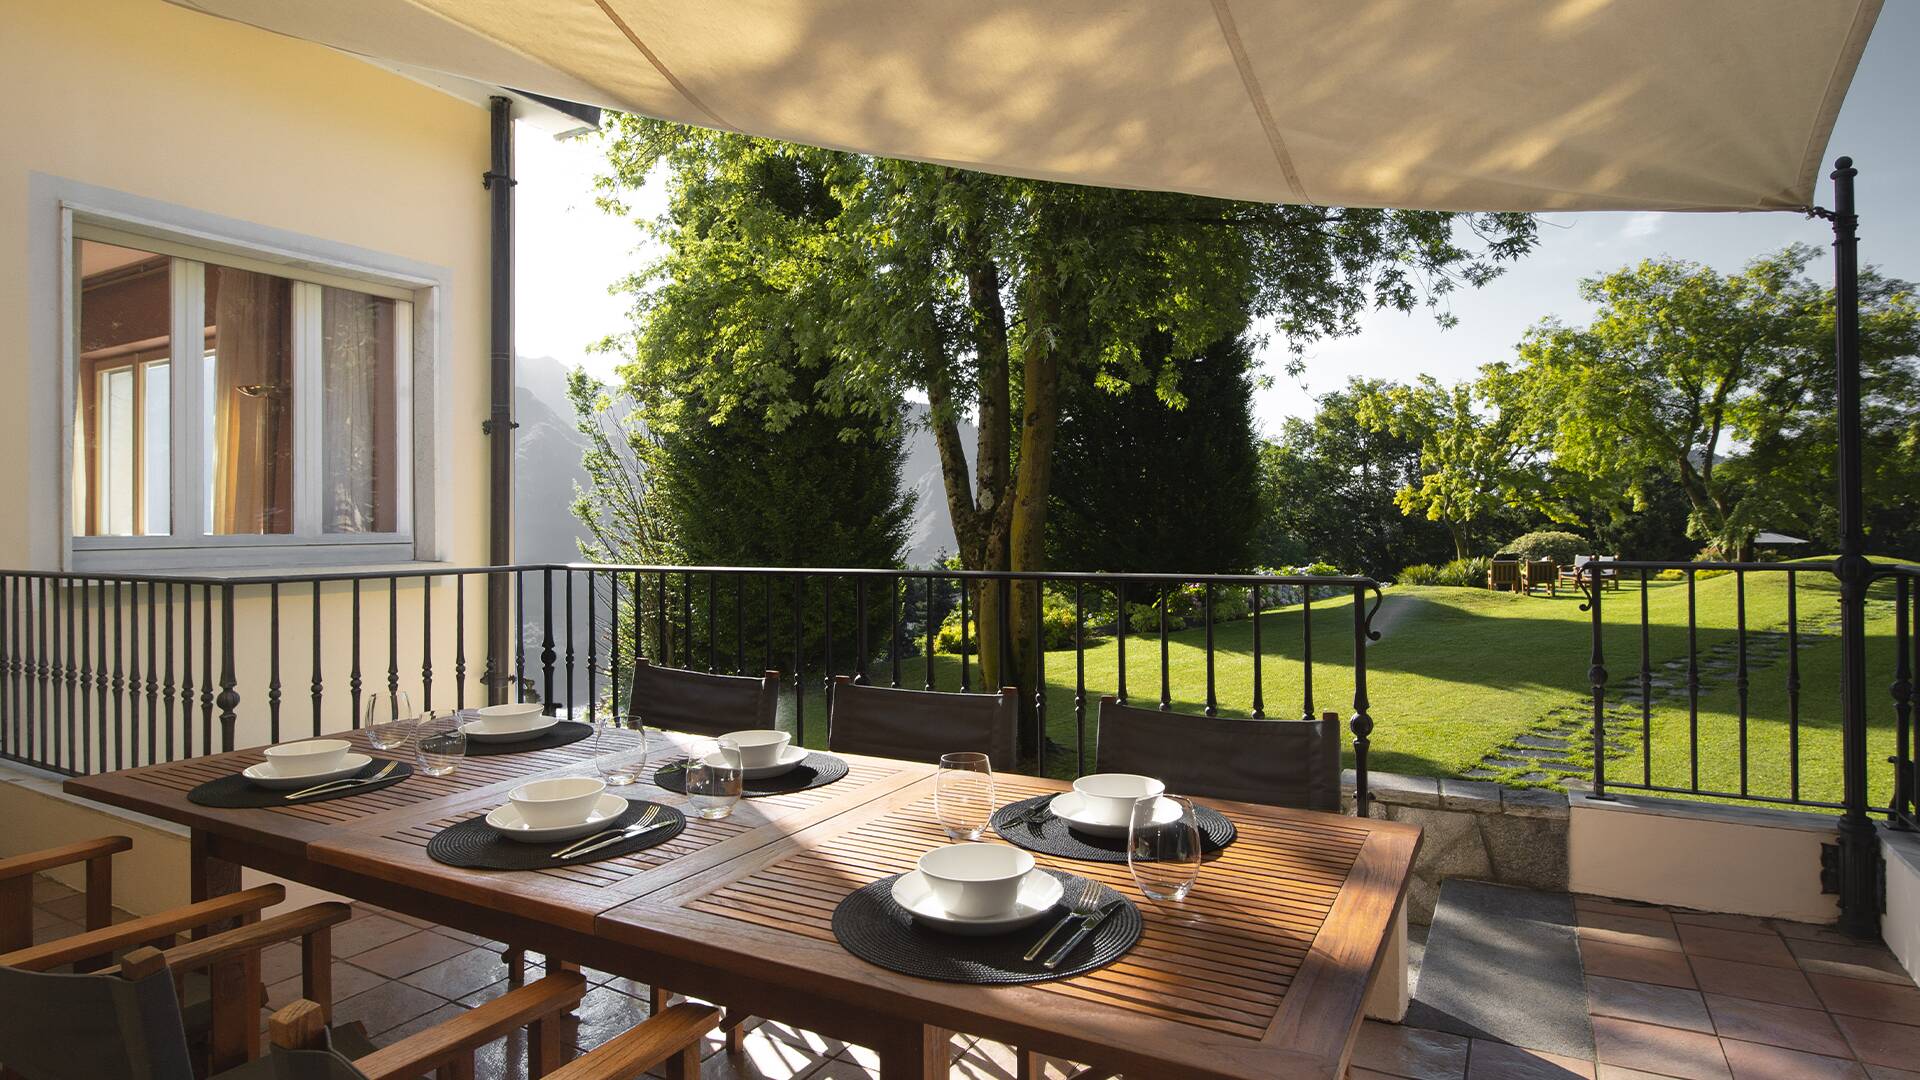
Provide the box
[1354,376,1535,560]
[594,117,1537,751]
[1048,335,1261,573]
[566,370,668,566]
[1498,246,1919,559]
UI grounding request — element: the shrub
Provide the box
[1397,556,1489,588]
[934,592,1087,654]
[1505,530,1587,567]
[1397,563,1440,585]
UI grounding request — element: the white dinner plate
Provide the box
[1046,791,1184,838]
[890,869,1064,936]
[485,793,631,843]
[461,712,561,743]
[243,753,374,791]
[740,745,809,780]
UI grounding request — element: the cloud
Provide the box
[1619,212,1663,241]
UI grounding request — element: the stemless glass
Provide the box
[683,738,743,819]
[414,710,466,777]
[365,691,416,751]
[1127,794,1202,902]
[594,711,649,786]
[935,752,995,841]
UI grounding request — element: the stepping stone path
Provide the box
[1460,589,1896,789]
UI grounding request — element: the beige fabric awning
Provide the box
[170,0,1880,213]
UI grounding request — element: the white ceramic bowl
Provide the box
[916,843,1034,919]
[471,702,547,734]
[507,777,607,828]
[1071,773,1167,828]
[261,739,353,778]
[722,729,791,769]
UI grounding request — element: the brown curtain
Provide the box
[210,269,292,534]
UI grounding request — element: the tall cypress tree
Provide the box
[1046,335,1262,573]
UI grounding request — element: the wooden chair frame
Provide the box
[0,835,130,957]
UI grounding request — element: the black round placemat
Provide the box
[832,869,1141,984]
[990,794,1236,863]
[188,759,413,808]
[425,798,686,869]
[460,719,594,757]
[652,752,849,797]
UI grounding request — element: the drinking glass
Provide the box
[414,711,466,777]
[365,691,416,751]
[594,712,649,786]
[1127,794,1202,902]
[935,752,994,841]
[683,738,743,819]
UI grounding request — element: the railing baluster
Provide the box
[388,575,401,703]
[421,575,434,712]
[1157,584,1170,711]
[513,570,525,701]
[161,585,173,761]
[1891,574,1912,827]
[125,581,140,766]
[1586,568,1608,801]
[1640,569,1652,787]
[1251,584,1264,720]
[199,584,214,751]
[682,572,693,670]
[1301,589,1314,723]
[144,583,157,763]
[351,578,364,723]
[586,572,599,723]
[889,575,901,688]
[1788,570,1801,801]
[455,574,468,711]
[763,573,774,676]
[140,580,152,762]
[268,584,282,745]
[855,577,868,684]
[958,581,971,692]
[998,577,1012,696]
[311,581,323,737]
[655,572,668,666]
[1115,582,1128,705]
[1736,570,1750,796]
[541,567,557,713]
[111,580,123,770]
[1203,582,1216,717]
[1032,579,1046,772]
[735,571,746,676]
[563,568,576,715]
[792,575,805,744]
[706,573,717,673]
[34,577,47,767]
[82,581,96,773]
[1351,586,1375,817]
[1687,570,1700,792]
[216,584,237,752]
[823,576,836,699]
[48,579,62,771]
[923,575,935,692]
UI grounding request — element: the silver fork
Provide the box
[283,761,399,801]
[549,804,662,859]
[1023,879,1111,962]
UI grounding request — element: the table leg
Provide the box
[877,1024,956,1080]
[191,829,261,1072]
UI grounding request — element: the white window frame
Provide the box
[61,203,439,571]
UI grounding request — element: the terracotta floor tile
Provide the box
[1719,1039,1866,1080]
[1773,922,1858,946]
[372,1002,472,1048]
[1584,942,1700,989]
[1811,974,1920,1024]
[1579,913,1685,953]
[571,985,652,1054]
[1834,1015,1920,1069]
[266,960,387,1011]
[1675,927,1797,970]
[1703,995,1851,1058]
[331,979,449,1038]
[401,946,515,1000]
[1351,1021,1471,1080]
[1466,1039,1596,1079]
[1587,976,1713,1033]
[1787,940,1916,986]
[1597,1069,1691,1080]
[328,912,418,958]
[1577,898,1675,923]
[352,928,476,978]
[1348,1069,1411,1080]
[1864,1065,1920,1080]
[1669,913,1773,935]
[1687,957,1821,1009]
[1592,1017,1731,1080]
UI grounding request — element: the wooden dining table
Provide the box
[64,724,1420,1080]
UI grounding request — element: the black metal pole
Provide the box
[1827,156,1880,940]
[484,97,517,705]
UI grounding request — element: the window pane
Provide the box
[204,265,294,534]
[320,287,400,533]
[75,239,171,536]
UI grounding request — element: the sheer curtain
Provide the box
[209,268,292,534]
[320,287,396,533]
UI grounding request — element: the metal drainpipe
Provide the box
[1825,156,1881,940]
[483,96,516,705]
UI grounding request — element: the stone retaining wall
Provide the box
[1343,771,1569,925]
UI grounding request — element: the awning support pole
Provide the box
[1822,156,1882,939]
[483,96,517,705]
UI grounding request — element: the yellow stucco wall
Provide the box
[0,0,491,571]
[0,0,504,753]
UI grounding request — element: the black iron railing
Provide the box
[0,563,1385,812]
[1577,559,1917,833]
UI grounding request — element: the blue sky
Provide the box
[516,2,1919,435]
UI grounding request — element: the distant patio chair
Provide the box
[1523,559,1559,596]
[1561,554,1621,591]
[1487,555,1522,593]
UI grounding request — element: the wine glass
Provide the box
[935,752,994,841]
[684,738,743,819]
[365,691,416,751]
[594,709,648,786]
[414,710,466,777]
[1128,794,1201,903]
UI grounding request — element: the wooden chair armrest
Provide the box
[0,883,285,971]
[346,971,589,1080]
[541,1003,721,1080]
[0,836,131,881]
[150,902,350,976]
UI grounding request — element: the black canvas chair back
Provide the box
[1094,697,1342,811]
[828,677,1019,770]
[0,962,196,1080]
[626,658,780,738]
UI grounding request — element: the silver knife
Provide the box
[551,817,675,860]
[1042,901,1122,970]
[283,761,400,800]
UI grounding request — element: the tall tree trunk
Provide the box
[1449,521,1469,562]
[1000,283,1066,764]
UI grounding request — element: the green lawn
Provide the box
[776,564,1911,810]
